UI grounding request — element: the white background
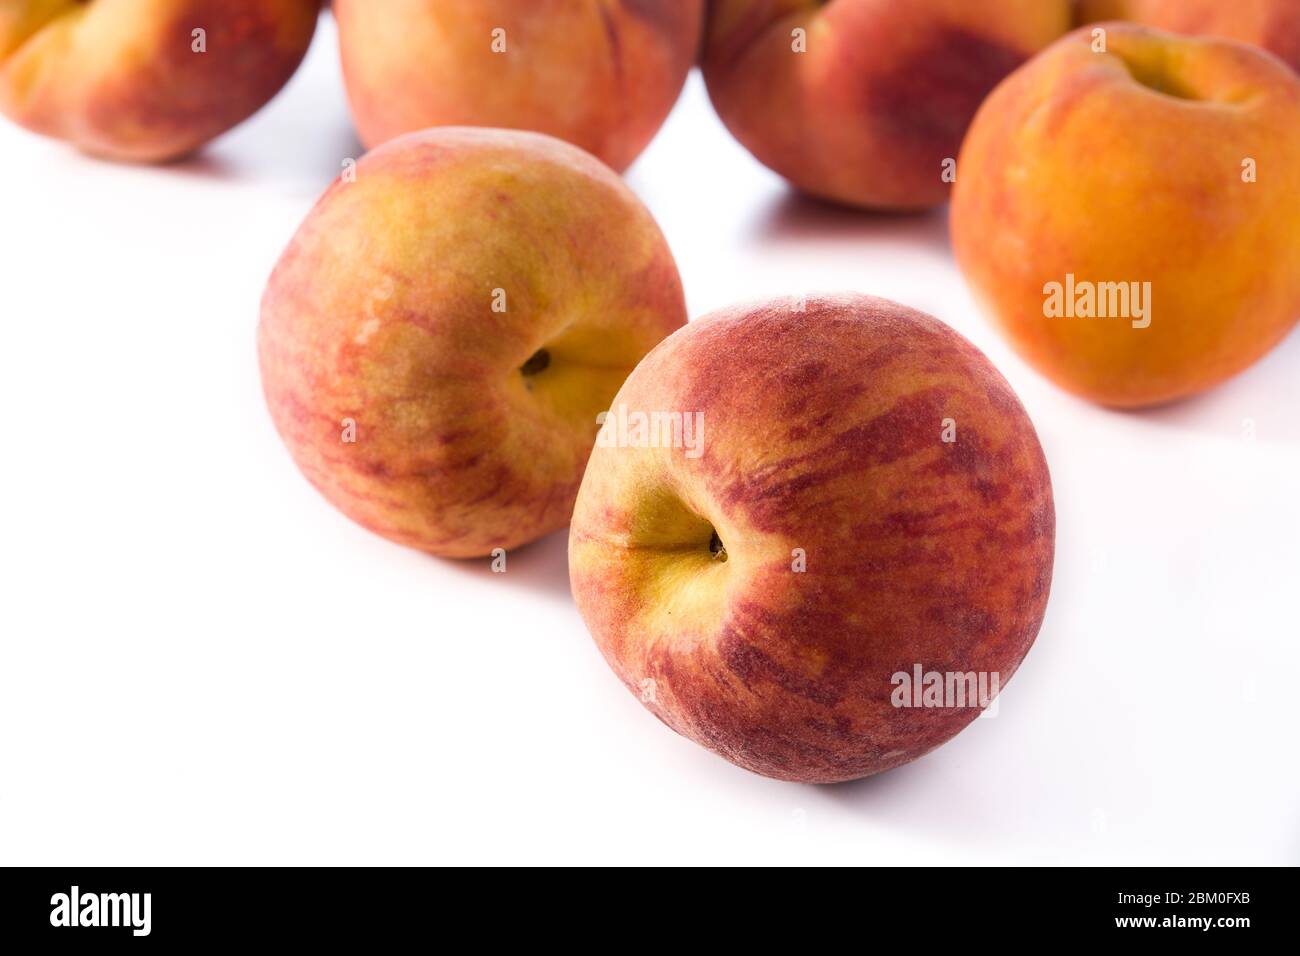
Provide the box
[2,16,1297,866]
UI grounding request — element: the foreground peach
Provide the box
[0,0,320,162]
[259,128,687,558]
[334,0,703,172]
[952,24,1300,407]
[569,294,1055,783]
[700,0,1072,209]
[1077,0,1300,74]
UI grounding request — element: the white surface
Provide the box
[2,18,1297,866]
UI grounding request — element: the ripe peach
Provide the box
[951,23,1300,407]
[569,294,1055,783]
[700,0,1072,209]
[0,0,320,162]
[258,127,687,558]
[334,0,704,171]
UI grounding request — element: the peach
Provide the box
[0,0,320,162]
[258,127,687,558]
[952,24,1300,407]
[569,294,1055,783]
[700,0,1073,209]
[1077,0,1300,74]
[334,0,704,171]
